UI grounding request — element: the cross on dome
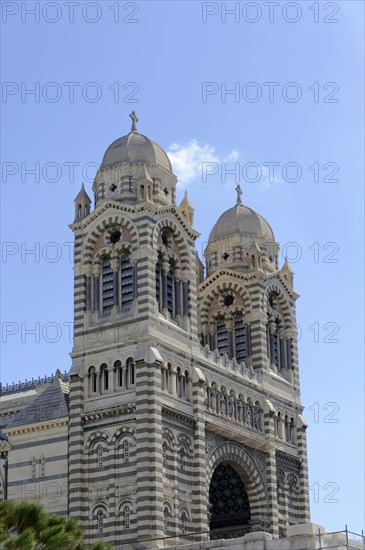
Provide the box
[129,111,139,132]
[235,184,243,205]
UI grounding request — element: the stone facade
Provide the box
[1,119,316,549]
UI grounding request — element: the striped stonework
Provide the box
[1,128,313,547]
[135,352,164,548]
[68,374,86,525]
[264,406,279,537]
[296,421,311,522]
[206,442,268,523]
[190,369,208,541]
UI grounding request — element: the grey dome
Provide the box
[100,131,172,173]
[209,204,275,242]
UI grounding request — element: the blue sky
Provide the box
[1,0,364,535]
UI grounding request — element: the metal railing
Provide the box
[0,371,68,396]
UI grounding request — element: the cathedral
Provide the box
[1,115,313,548]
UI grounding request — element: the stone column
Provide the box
[246,323,252,360]
[208,322,216,351]
[190,366,208,541]
[201,323,208,347]
[278,326,286,371]
[168,365,177,396]
[174,268,181,321]
[263,401,279,537]
[162,260,169,317]
[297,416,311,522]
[68,371,86,531]
[248,310,270,371]
[269,322,277,371]
[226,318,233,359]
[85,275,92,311]
[286,328,297,386]
[111,258,119,315]
[182,280,189,317]
[93,264,101,315]
[135,346,164,548]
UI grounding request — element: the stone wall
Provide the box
[159,525,363,550]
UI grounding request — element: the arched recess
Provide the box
[199,279,252,328]
[209,462,251,537]
[81,212,139,265]
[206,442,268,536]
[263,282,294,326]
[153,217,191,271]
[85,431,110,453]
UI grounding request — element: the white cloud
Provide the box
[166,140,283,189]
[259,164,283,188]
[166,139,240,187]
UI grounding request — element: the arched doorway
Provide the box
[209,462,251,539]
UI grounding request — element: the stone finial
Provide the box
[129,111,139,132]
[178,191,195,226]
[235,184,242,205]
[74,183,91,222]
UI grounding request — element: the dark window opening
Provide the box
[209,463,251,539]
[121,254,134,310]
[102,258,114,315]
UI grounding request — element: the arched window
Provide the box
[276,412,283,439]
[40,456,46,477]
[89,366,97,394]
[120,253,134,310]
[184,370,190,401]
[96,509,104,534]
[289,417,295,444]
[30,457,36,479]
[162,441,167,465]
[179,447,185,470]
[161,228,173,248]
[115,360,122,387]
[123,440,130,464]
[176,367,182,398]
[126,358,135,387]
[284,415,290,441]
[163,506,169,533]
[123,506,131,530]
[97,445,104,468]
[216,317,228,355]
[100,364,108,391]
[287,473,300,523]
[102,257,114,315]
[166,260,176,318]
[234,312,249,362]
[180,510,187,535]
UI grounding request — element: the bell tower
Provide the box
[68,115,202,548]
[198,184,310,538]
[67,116,311,548]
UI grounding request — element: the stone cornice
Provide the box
[82,403,136,424]
[198,268,267,293]
[5,418,68,437]
[162,405,196,426]
[156,205,200,240]
[70,201,136,231]
[70,201,199,241]
[276,449,301,466]
[266,272,299,301]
